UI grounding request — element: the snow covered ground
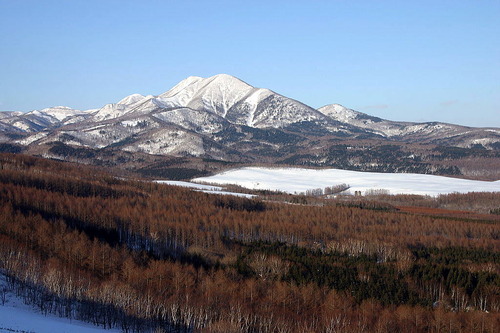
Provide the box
[197,189,256,198]
[0,274,120,333]
[155,180,224,191]
[155,180,255,198]
[192,167,500,196]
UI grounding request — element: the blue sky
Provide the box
[1,0,499,127]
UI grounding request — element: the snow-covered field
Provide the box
[0,275,120,333]
[155,180,255,198]
[192,167,500,196]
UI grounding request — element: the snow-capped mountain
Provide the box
[156,74,332,129]
[87,74,335,130]
[317,104,500,148]
[0,106,91,133]
[0,74,498,175]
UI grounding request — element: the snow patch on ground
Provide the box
[199,190,255,198]
[193,167,500,196]
[155,180,223,191]
[155,180,256,198]
[0,274,120,333]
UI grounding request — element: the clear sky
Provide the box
[1,0,499,127]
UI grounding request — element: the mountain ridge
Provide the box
[2,73,498,133]
[1,74,499,179]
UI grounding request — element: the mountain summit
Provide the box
[0,74,499,177]
[89,74,329,129]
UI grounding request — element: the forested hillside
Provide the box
[0,153,498,332]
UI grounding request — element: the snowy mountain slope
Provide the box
[0,106,90,133]
[88,74,311,127]
[19,112,245,161]
[318,104,403,137]
[27,106,86,122]
[3,74,347,154]
[121,127,206,156]
[158,74,255,117]
[155,74,337,130]
[21,115,162,148]
[91,94,153,121]
[0,120,23,133]
[1,74,499,167]
[318,104,500,148]
[151,107,228,134]
[228,90,328,129]
[117,124,245,161]
[117,93,147,105]
[0,112,57,132]
[0,111,22,120]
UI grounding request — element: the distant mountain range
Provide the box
[1,74,499,178]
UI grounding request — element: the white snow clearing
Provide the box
[192,167,500,196]
[155,180,224,191]
[199,190,255,198]
[155,180,256,198]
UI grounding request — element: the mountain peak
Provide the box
[207,73,247,83]
[209,73,237,80]
[178,75,204,86]
[117,94,146,105]
[205,74,254,92]
[163,76,205,98]
[156,74,255,117]
[28,106,84,120]
[163,74,252,96]
[41,106,75,111]
[318,104,360,122]
[4,74,498,158]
